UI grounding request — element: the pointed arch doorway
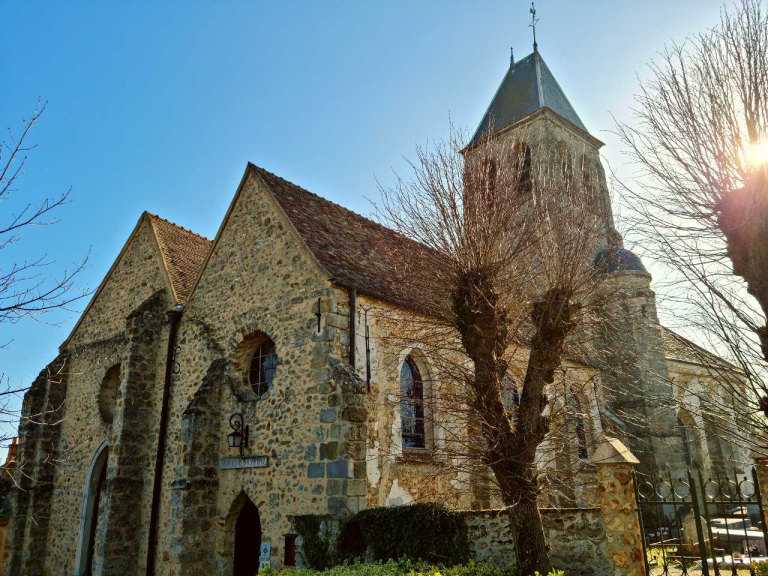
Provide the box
[73,442,109,576]
[233,498,262,576]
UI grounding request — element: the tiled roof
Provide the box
[661,327,734,369]
[146,213,212,304]
[470,50,588,145]
[251,164,450,315]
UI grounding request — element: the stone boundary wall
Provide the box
[465,508,615,576]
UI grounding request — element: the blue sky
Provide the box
[1,0,729,448]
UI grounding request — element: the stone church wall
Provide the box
[154,171,367,574]
[9,216,175,576]
[338,293,602,512]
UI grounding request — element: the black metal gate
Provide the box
[634,468,768,575]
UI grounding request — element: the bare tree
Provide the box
[614,0,768,455]
[373,126,612,575]
[1,101,89,328]
[0,101,89,459]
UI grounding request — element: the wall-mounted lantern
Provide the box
[227,413,249,458]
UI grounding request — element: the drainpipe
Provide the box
[146,304,184,576]
[348,287,357,368]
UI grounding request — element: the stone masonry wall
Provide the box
[8,216,174,576]
[155,170,365,573]
[67,216,172,347]
[466,508,614,576]
[340,292,601,511]
[7,354,68,576]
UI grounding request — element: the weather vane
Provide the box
[529,1,539,51]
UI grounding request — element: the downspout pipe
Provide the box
[146,305,183,576]
[348,287,356,368]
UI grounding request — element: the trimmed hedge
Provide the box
[263,559,566,576]
[291,504,471,569]
[265,559,516,576]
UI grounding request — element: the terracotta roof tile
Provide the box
[251,164,450,315]
[146,213,212,304]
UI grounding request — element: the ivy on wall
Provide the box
[291,504,471,569]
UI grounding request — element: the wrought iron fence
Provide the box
[634,468,768,576]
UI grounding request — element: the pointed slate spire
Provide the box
[470,50,588,145]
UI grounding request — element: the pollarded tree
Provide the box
[374,126,613,576]
[615,0,768,455]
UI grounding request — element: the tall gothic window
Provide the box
[570,396,589,460]
[513,143,532,194]
[576,417,589,461]
[678,415,694,467]
[502,376,520,424]
[249,339,277,396]
[400,356,426,449]
[580,154,595,199]
[483,158,497,199]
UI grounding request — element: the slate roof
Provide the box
[470,50,588,145]
[594,247,648,274]
[251,164,450,315]
[661,327,735,369]
[146,213,212,304]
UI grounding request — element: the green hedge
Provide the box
[264,558,517,576]
[262,559,566,576]
[291,504,471,569]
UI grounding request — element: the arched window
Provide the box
[483,158,497,198]
[400,356,426,449]
[501,375,520,423]
[249,339,277,397]
[576,418,589,461]
[678,414,695,467]
[513,143,532,194]
[570,395,590,461]
[580,154,595,198]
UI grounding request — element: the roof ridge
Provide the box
[249,163,411,242]
[145,211,212,242]
[533,51,544,108]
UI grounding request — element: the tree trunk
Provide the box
[507,497,551,576]
[718,174,768,415]
[453,274,574,576]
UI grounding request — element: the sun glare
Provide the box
[748,141,768,166]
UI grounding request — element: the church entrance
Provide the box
[233,498,262,576]
[73,442,109,576]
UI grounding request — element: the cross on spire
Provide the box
[529,1,539,52]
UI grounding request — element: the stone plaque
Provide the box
[219,456,269,470]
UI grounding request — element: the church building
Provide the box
[6,46,750,576]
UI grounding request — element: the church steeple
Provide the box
[469,49,589,146]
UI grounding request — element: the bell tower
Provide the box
[468,40,687,481]
[467,44,620,252]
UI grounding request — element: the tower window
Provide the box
[580,155,595,198]
[483,159,497,198]
[249,339,277,397]
[400,356,427,449]
[513,143,532,194]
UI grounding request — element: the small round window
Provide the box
[249,339,277,396]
